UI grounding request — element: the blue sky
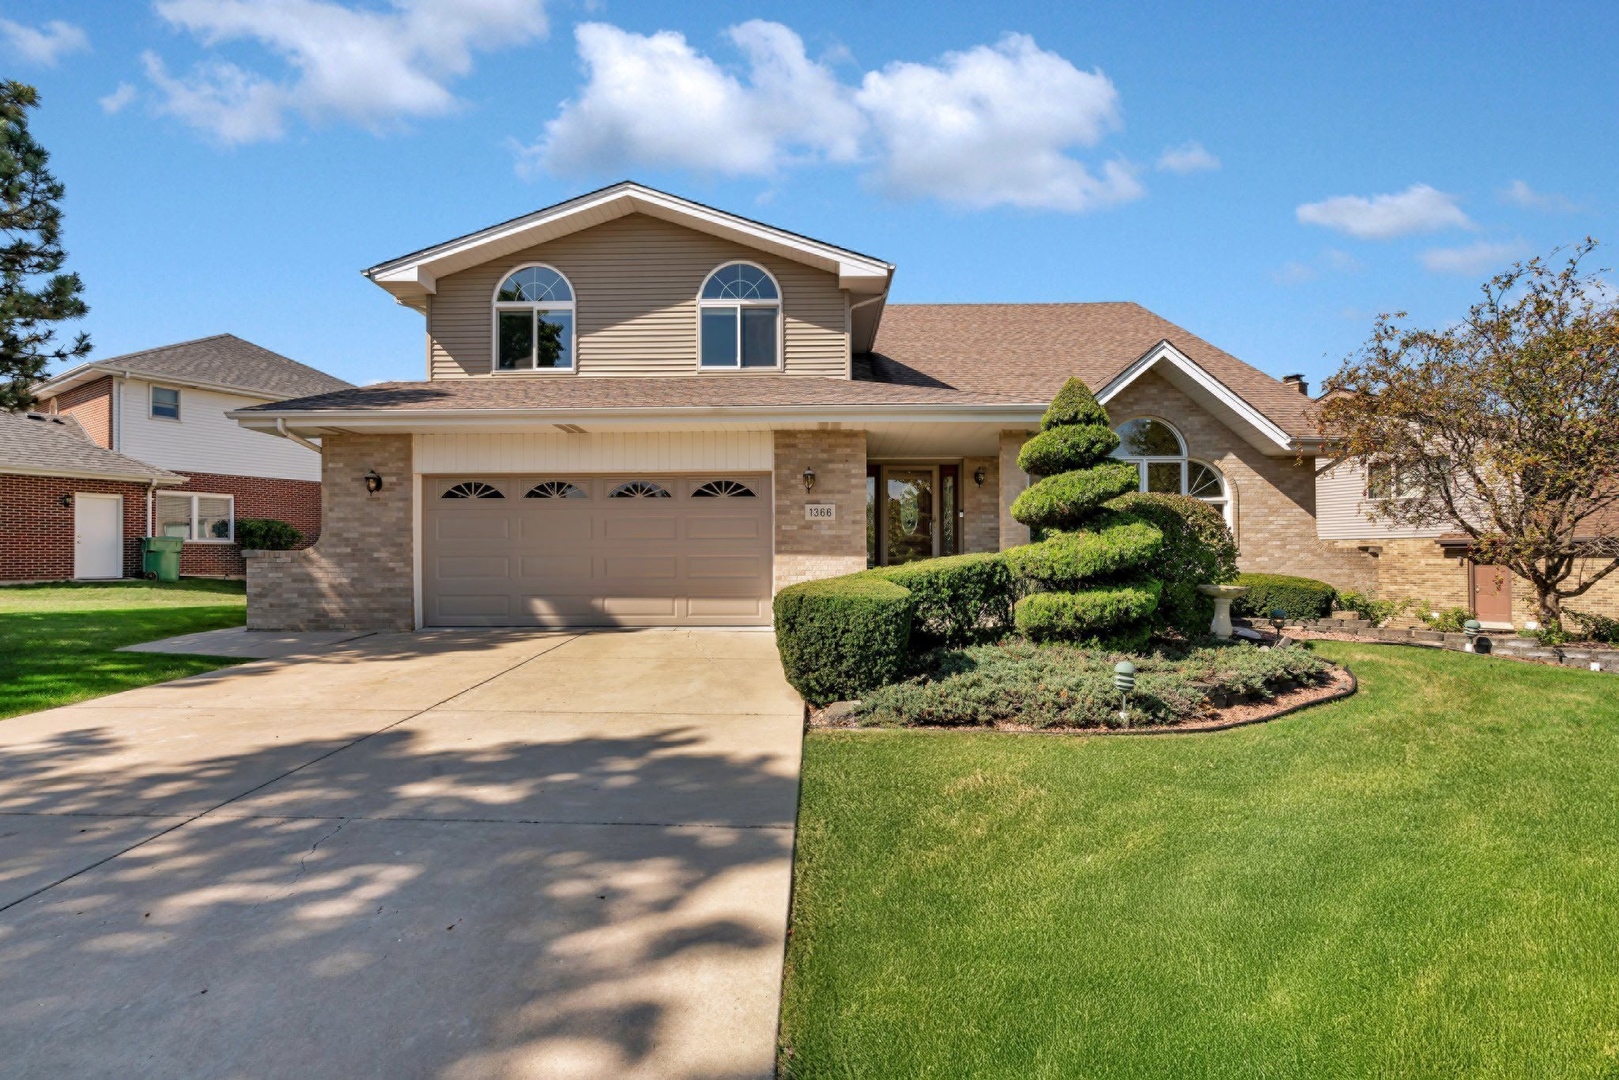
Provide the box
[9,0,1616,390]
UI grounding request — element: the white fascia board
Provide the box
[36,365,288,404]
[229,402,1046,435]
[364,182,893,294]
[1096,340,1298,452]
[0,463,186,485]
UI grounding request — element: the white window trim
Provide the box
[156,491,235,544]
[489,262,578,375]
[150,385,181,422]
[695,261,785,372]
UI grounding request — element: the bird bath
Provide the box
[1198,584,1250,639]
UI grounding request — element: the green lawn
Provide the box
[780,642,1619,1079]
[0,579,247,719]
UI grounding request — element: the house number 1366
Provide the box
[805,503,836,520]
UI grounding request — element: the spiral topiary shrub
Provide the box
[1006,378,1166,645]
[1106,491,1239,636]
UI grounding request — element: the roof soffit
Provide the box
[1097,341,1305,455]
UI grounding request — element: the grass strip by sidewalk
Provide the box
[0,580,247,719]
[779,640,1619,1079]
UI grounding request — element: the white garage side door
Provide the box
[423,474,773,627]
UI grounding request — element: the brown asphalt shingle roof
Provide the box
[46,334,352,401]
[867,302,1318,438]
[241,374,1032,413]
[243,303,1314,438]
[0,411,182,481]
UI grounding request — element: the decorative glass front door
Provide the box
[884,469,935,564]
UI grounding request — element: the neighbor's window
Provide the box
[494,265,575,371]
[156,492,234,542]
[699,262,779,369]
[151,386,181,420]
[1110,417,1231,525]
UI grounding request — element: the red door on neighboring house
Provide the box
[1471,561,1513,625]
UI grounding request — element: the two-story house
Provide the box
[33,335,352,577]
[231,182,1378,631]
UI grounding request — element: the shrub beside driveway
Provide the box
[0,579,246,719]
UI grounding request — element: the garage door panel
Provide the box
[686,555,765,579]
[425,474,771,627]
[437,517,511,541]
[518,554,594,579]
[686,516,762,540]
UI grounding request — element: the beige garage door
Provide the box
[423,474,773,627]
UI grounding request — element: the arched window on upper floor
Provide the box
[698,262,780,369]
[494,264,575,371]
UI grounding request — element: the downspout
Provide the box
[146,483,154,538]
[276,418,325,455]
[847,288,890,378]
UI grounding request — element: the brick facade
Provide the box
[245,434,414,631]
[772,429,867,590]
[997,430,1033,550]
[961,455,1000,554]
[0,475,150,582]
[49,376,113,447]
[168,471,322,578]
[1106,372,1378,592]
[1369,539,1619,627]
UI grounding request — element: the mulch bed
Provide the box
[808,662,1357,736]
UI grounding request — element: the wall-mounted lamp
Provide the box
[59,493,73,509]
[363,470,384,494]
[802,467,816,493]
[973,467,987,486]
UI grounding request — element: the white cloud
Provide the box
[1156,141,1219,173]
[855,34,1137,211]
[0,17,89,65]
[145,0,548,144]
[99,83,138,114]
[529,25,1141,213]
[1418,239,1526,275]
[1296,183,1472,240]
[534,21,861,177]
[1500,179,1580,212]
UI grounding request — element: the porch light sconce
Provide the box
[802,467,816,493]
[973,467,987,486]
[363,470,384,494]
[59,493,72,508]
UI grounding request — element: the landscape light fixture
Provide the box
[1114,661,1136,728]
[1270,607,1288,638]
[1463,619,1482,653]
[802,467,816,493]
[364,470,384,494]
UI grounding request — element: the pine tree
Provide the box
[1005,378,1165,646]
[0,81,89,411]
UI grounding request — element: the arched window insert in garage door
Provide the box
[525,481,587,499]
[691,480,756,498]
[442,481,504,499]
[609,480,672,499]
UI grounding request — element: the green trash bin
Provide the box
[141,535,184,582]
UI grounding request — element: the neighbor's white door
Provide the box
[74,493,123,579]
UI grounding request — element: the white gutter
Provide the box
[275,417,325,455]
[0,464,186,485]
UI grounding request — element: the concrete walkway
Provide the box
[0,629,803,1079]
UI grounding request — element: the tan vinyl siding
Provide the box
[1316,459,1445,540]
[427,213,849,379]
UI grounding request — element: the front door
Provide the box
[1471,561,1512,625]
[883,468,935,565]
[74,494,123,580]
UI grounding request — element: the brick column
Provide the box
[998,429,1033,550]
[961,456,1000,553]
[773,429,867,591]
[246,433,414,630]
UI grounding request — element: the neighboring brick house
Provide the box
[0,410,184,583]
[33,335,351,578]
[227,182,1377,631]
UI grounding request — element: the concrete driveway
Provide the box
[0,629,803,1079]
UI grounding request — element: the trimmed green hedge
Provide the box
[1009,461,1140,531]
[1002,514,1163,591]
[870,553,1013,645]
[1013,577,1163,646]
[1039,377,1112,429]
[1016,424,1121,478]
[773,575,914,706]
[1232,572,1337,620]
[1108,492,1239,636]
[235,518,303,551]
